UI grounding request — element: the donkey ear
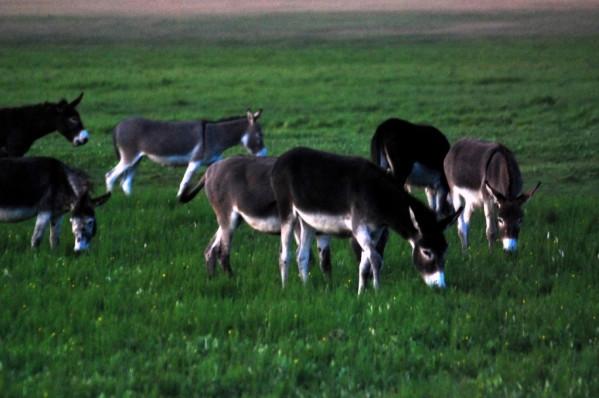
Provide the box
[70,92,84,108]
[485,181,506,205]
[253,109,262,120]
[439,206,463,230]
[69,193,84,211]
[91,192,111,207]
[246,109,255,124]
[57,99,69,111]
[409,206,422,236]
[517,181,541,205]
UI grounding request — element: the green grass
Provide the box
[1,13,599,397]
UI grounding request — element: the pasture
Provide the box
[1,10,599,397]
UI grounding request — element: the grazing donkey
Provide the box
[444,138,540,252]
[179,156,332,277]
[0,157,111,252]
[271,147,461,294]
[0,93,89,157]
[105,109,267,197]
[371,118,451,217]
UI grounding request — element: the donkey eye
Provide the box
[420,248,434,259]
[86,219,94,227]
[497,218,505,225]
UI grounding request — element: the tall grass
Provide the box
[1,14,598,397]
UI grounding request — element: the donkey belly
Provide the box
[147,152,193,167]
[234,206,280,233]
[0,207,37,222]
[453,186,484,208]
[406,162,441,188]
[294,207,352,235]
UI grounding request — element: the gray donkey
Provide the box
[444,138,540,252]
[179,156,332,278]
[105,110,266,197]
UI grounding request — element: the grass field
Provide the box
[1,10,599,397]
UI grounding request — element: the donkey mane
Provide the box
[63,164,94,197]
[204,115,245,125]
[1,100,64,114]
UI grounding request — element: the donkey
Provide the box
[444,138,540,252]
[0,93,89,157]
[0,157,111,252]
[179,156,332,277]
[371,118,451,217]
[271,147,462,294]
[105,109,267,198]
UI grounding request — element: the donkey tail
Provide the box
[178,173,206,203]
[111,124,120,160]
[370,129,382,166]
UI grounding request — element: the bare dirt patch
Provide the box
[1,1,599,43]
[2,0,599,17]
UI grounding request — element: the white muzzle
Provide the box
[73,130,89,146]
[424,271,446,288]
[74,239,90,252]
[502,238,518,252]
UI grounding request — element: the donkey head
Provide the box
[409,205,462,288]
[485,181,541,252]
[69,192,111,252]
[55,92,89,146]
[241,109,267,157]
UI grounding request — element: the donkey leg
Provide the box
[458,204,474,250]
[425,187,436,210]
[354,225,383,293]
[451,191,468,249]
[483,200,497,249]
[218,228,235,277]
[353,227,387,289]
[357,251,372,295]
[49,215,63,249]
[177,160,202,198]
[120,163,141,196]
[296,220,315,283]
[279,218,296,288]
[219,212,240,276]
[204,228,222,277]
[105,160,129,192]
[435,185,451,218]
[116,154,144,196]
[316,235,332,278]
[31,212,51,248]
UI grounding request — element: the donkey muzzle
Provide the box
[502,238,518,252]
[423,271,446,289]
[73,130,90,146]
[73,238,90,252]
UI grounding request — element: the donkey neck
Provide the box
[203,118,248,156]
[26,104,61,140]
[366,174,420,240]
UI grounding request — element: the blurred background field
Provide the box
[1,2,598,396]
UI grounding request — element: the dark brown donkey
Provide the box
[0,157,111,252]
[179,156,332,277]
[271,147,461,294]
[106,110,267,198]
[0,93,89,157]
[444,138,540,252]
